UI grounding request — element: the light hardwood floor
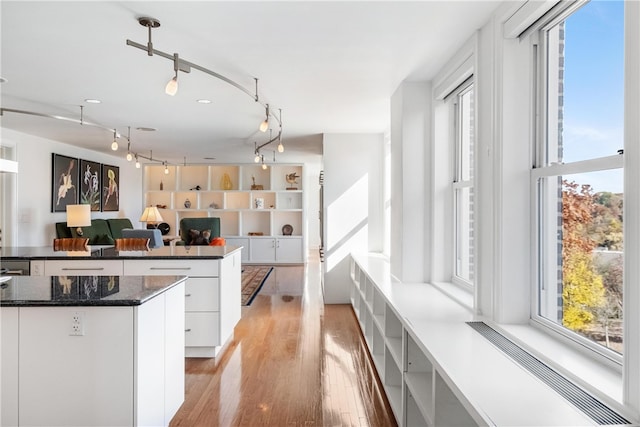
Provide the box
[170,254,397,427]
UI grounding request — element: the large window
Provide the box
[453,82,475,288]
[534,1,624,357]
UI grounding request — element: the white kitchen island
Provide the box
[0,274,186,427]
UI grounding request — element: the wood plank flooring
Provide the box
[170,255,397,427]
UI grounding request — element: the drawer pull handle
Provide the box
[62,267,105,271]
[150,267,191,270]
[185,329,192,332]
[185,294,192,297]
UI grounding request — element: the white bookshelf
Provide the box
[144,164,305,264]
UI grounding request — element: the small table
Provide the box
[162,235,181,246]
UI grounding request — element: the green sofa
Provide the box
[55,218,134,245]
[178,217,221,245]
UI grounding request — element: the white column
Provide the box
[322,133,384,303]
[390,82,430,283]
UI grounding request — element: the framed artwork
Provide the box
[51,153,79,212]
[101,164,120,211]
[79,159,101,211]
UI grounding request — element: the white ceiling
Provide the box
[0,1,499,164]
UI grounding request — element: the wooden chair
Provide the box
[53,237,89,251]
[114,237,150,251]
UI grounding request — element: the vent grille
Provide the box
[467,321,629,426]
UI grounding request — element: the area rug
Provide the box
[241,266,273,306]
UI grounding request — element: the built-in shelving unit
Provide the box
[350,253,608,427]
[144,164,305,264]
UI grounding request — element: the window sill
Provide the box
[431,280,474,310]
[425,281,625,417]
[496,322,624,412]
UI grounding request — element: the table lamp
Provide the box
[140,206,164,228]
[66,204,91,236]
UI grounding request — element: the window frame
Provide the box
[451,79,475,291]
[530,2,625,365]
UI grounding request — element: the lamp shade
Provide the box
[66,204,91,227]
[140,206,164,224]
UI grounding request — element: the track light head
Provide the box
[111,141,118,151]
[165,75,178,96]
[277,141,284,153]
[126,152,133,162]
[259,104,270,132]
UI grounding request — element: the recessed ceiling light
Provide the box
[84,99,101,104]
[197,99,212,104]
[136,127,157,132]
[0,77,7,83]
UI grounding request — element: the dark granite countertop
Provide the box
[0,275,187,307]
[0,245,241,261]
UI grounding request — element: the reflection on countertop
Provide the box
[0,274,187,306]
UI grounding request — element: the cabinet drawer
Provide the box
[184,312,219,347]
[123,259,219,277]
[185,278,219,312]
[44,260,123,276]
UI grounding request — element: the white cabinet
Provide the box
[250,237,303,263]
[3,281,185,427]
[123,252,241,358]
[144,163,305,264]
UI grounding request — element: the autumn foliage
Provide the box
[561,180,605,331]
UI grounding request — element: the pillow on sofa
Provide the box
[93,234,115,245]
[187,229,211,245]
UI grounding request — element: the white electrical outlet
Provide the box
[70,311,85,336]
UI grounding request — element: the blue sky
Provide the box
[562,0,624,193]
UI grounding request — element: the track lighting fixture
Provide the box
[111,130,118,151]
[125,127,133,161]
[127,17,284,162]
[165,72,178,96]
[164,162,169,175]
[277,140,284,153]
[259,104,270,132]
[135,155,141,169]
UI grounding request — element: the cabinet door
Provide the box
[1,308,19,427]
[185,278,219,312]
[185,312,220,346]
[224,238,249,262]
[276,238,303,263]
[249,238,276,263]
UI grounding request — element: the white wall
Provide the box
[322,133,384,303]
[3,128,142,246]
[390,82,430,283]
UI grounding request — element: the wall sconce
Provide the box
[140,206,164,228]
[66,204,91,236]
